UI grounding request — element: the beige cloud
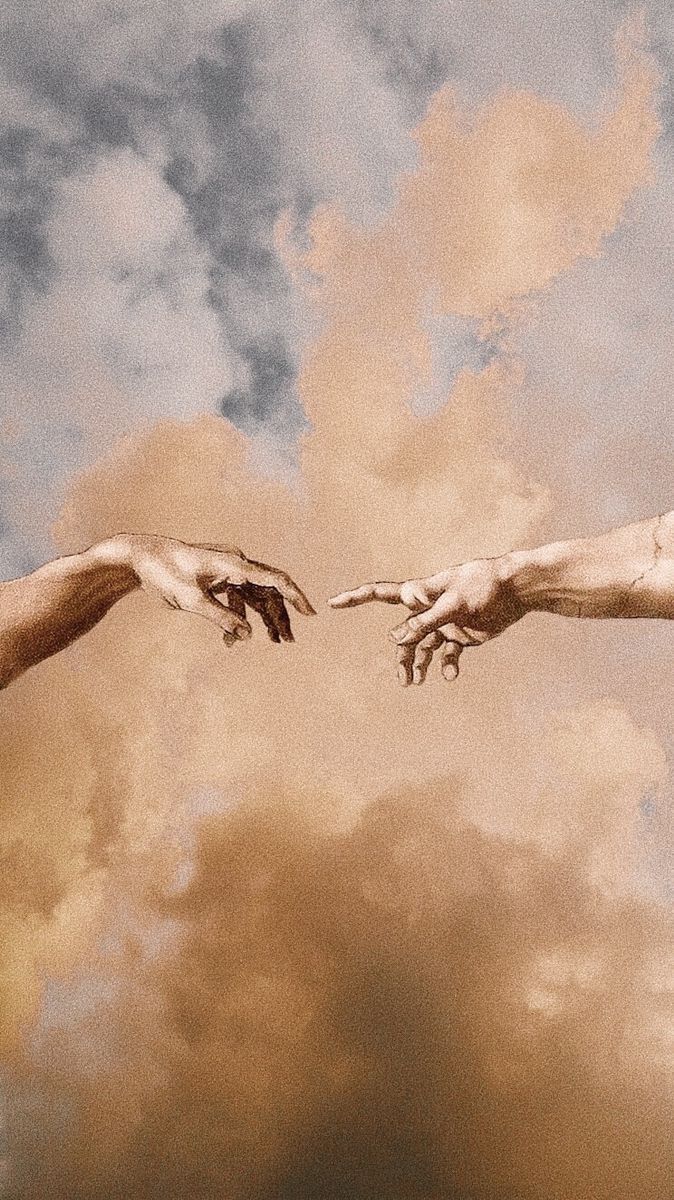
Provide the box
[292,16,658,324]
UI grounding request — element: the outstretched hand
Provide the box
[329,557,524,684]
[125,535,315,645]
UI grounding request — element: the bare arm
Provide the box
[329,511,674,684]
[0,533,314,689]
[506,512,674,620]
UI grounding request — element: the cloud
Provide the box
[0,26,671,1195]
[4,758,672,1199]
[350,0,635,121]
[0,0,420,455]
[504,133,674,535]
[0,0,665,580]
[0,146,235,572]
[0,0,430,567]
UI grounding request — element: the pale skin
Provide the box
[2,513,674,691]
[0,534,315,690]
[329,511,674,684]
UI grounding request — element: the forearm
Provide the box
[504,512,674,620]
[0,536,138,687]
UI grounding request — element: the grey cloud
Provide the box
[0,505,40,578]
[0,203,49,285]
[343,0,453,124]
[644,6,674,135]
[0,7,304,458]
[0,0,645,422]
[0,0,671,571]
[0,1,423,434]
[0,126,61,341]
[219,335,307,438]
[508,138,674,534]
[80,87,136,148]
[160,19,302,405]
[348,0,633,122]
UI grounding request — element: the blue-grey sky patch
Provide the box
[411,311,500,417]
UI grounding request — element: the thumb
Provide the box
[182,589,252,640]
[389,592,459,646]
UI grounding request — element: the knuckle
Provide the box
[400,580,428,608]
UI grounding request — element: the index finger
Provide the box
[328,582,402,608]
[242,560,316,616]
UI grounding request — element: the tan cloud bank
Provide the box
[1,22,671,1200]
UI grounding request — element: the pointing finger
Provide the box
[328,582,402,608]
[243,561,316,616]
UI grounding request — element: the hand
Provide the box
[329,557,525,684]
[113,535,315,645]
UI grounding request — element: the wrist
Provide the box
[86,535,142,591]
[497,540,581,615]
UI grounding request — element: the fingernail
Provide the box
[442,664,458,681]
[397,667,409,686]
[412,670,422,685]
[389,627,406,644]
[235,625,252,640]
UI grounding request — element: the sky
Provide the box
[0,2,673,1197]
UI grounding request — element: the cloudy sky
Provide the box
[0,3,672,1198]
